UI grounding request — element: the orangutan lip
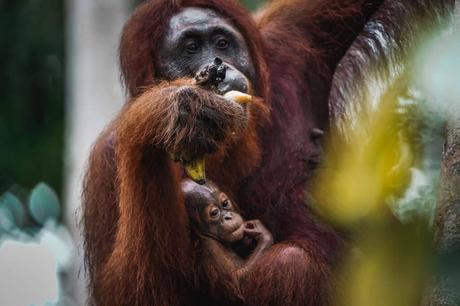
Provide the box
[228,224,245,240]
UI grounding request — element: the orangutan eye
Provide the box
[209,208,220,218]
[185,41,200,54]
[216,38,229,49]
[222,199,230,208]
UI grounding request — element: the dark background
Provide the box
[0,0,65,195]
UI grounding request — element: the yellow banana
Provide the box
[183,156,206,185]
[223,90,252,105]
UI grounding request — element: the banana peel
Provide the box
[183,156,206,185]
[179,91,253,185]
[223,90,252,105]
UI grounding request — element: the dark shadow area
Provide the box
[0,0,65,195]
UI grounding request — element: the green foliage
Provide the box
[0,192,25,227]
[0,0,64,195]
[29,182,60,225]
[0,182,61,235]
[240,0,266,11]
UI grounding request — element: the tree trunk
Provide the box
[436,120,460,252]
[426,119,460,306]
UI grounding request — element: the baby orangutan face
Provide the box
[182,179,245,243]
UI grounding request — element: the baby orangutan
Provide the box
[181,179,273,305]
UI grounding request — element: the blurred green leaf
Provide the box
[0,191,25,227]
[28,182,60,225]
[0,206,15,233]
[240,0,266,11]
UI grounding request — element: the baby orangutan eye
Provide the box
[222,199,230,208]
[209,207,220,218]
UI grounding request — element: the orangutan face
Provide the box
[157,8,256,94]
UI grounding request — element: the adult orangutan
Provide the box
[82,0,454,305]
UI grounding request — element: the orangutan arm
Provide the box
[84,79,248,305]
[255,0,383,70]
[116,79,248,160]
[82,127,119,304]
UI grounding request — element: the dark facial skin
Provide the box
[157,8,256,94]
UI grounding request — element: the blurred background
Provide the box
[0,1,459,306]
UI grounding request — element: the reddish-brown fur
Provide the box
[82,0,400,305]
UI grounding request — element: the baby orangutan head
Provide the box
[182,179,245,243]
